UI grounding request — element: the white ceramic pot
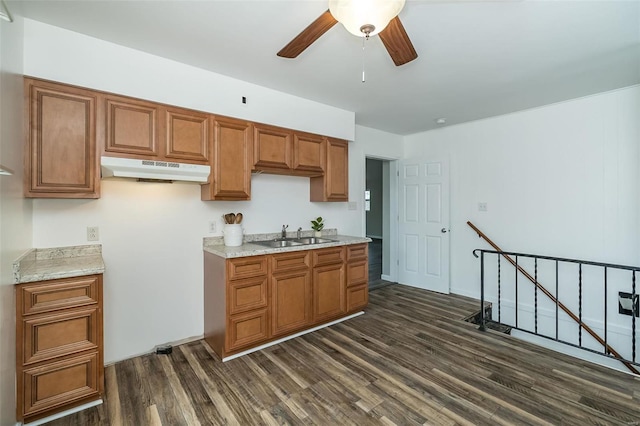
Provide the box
[223,224,244,247]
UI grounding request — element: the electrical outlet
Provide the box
[87,226,99,241]
[478,202,488,212]
[209,220,217,233]
[347,202,357,211]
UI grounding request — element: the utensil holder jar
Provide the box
[223,224,243,247]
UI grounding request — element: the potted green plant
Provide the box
[311,216,324,237]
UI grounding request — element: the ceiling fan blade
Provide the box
[277,10,338,59]
[379,16,418,66]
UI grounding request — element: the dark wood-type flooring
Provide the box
[46,285,640,425]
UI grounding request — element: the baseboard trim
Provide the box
[22,399,103,426]
[222,311,365,362]
[381,274,393,281]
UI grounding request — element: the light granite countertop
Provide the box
[204,229,371,259]
[13,244,106,284]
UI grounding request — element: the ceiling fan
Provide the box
[277,0,418,67]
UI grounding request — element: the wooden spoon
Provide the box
[235,213,243,224]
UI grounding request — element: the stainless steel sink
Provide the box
[252,239,303,248]
[293,237,335,245]
[252,237,335,248]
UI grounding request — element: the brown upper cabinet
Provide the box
[163,107,210,163]
[24,78,100,198]
[253,125,326,177]
[201,117,252,201]
[253,124,292,172]
[310,138,349,202]
[24,77,348,202]
[104,95,159,157]
[103,94,210,165]
[293,132,325,175]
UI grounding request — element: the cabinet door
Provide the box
[310,138,349,201]
[271,270,312,336]
[313,263,346,323]
[202,117,252,200]
[163,107,210,164]
[104,95,159,157]
[253,124,292,172]
[25,79,99,198]
[293,132,325,175]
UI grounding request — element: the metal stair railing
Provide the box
[468,221,640,375]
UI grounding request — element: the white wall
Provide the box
[23,20,355,141]
[353,125,404,280]
[22,20,366,364]
[404,85,640,335]
[0,14,30,426]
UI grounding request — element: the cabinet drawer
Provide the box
[19,276,101,316]
[227,309,269,352]
[20,351,100,419]
[346,260,368,287]
[22,307,100,366]
[228,277,268,315]
[346,284,369,312]
[346,244,368,262]
[271,251,310,274]
[312,247,344,267]
[227,256,267,280]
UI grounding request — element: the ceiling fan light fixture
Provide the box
[329,0,405,37]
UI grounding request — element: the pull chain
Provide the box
[362,34,369,83]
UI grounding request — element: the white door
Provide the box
[398,158,450,293]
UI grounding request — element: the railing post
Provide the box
[579,263,582,348]
[555,260,559,341]
[498,256,501,323]
[604,267,608,354]
[479,251,486,331]
[633,271,636,363]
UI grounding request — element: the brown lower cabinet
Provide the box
[16,275,104,424]
[204,243,368,359]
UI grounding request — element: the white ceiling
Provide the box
[12,0,640,135]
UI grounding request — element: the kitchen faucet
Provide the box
[297,227,302,239]
[281,224,288,239]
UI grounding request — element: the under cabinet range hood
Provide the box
[100,157,210,183]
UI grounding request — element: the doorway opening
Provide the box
[365,158,395,290]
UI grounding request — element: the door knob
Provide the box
[441,228,449,233]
